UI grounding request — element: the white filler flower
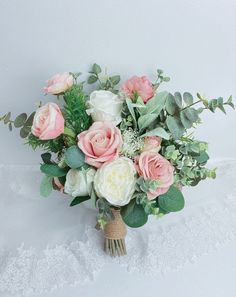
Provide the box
[64,168,96,197]
[94,157,136,206]
[86,90,124,125]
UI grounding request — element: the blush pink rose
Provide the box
[77,121,123,168]
[135,151,174,200]
[142,136,162,153]
[31,102,65,140]
[122,76,154,103]
[44,72,73,95]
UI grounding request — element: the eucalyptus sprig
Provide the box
[87,63,121,93]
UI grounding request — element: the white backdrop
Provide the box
[0,0,235,164]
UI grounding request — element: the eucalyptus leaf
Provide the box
[138,113,158,131]
[20,125,31,138]
[110,75,120,85]
[40,164,68,177]
[183,92,194,105]
[64,145,85,169]
[126,98,137,128]
[158,185,185,212]
[70,196,90,207]
[184,108,199,122]
[121,201,148,228]
[180,110,193,129]
[92,63,102,74]
[174,92,183,108]
[24,112,36,127]
[87,75,98,84]
[4,112,11,124]
[166,116,185,139]
[14,113,27,128]
[166,93,179,115]
[194,151,209,164]
[141,127,170,140]
[145,91,168,115]
[41,152,52,164]
[40,175,53,197]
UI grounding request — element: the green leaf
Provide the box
[40,175,53,197]
[158,185,185,212]
[174,92,183,108]
[20,125,31,138]
[14,113,27,128]
[121,201,148,228]
[92,63,102,75]
[183,92,194,105]
[126,98,137,128]
[64,145,85,169]
[166,93,179,115]
[24,112,36,127]
[180,110,193,129]
[138,113,158,131]
[184,108,199,122]
[194,151,209,164]
[141,127,170,140]
[70,196,90,207]
[166,116,185,139]
[145,91,168,115]
[87,75,98,84]
[110,75,120,85]
[8,123,12,131]
[41,153,52,164]
[4,112,11,124]
[90,183,97,208]
[40,164,68,177]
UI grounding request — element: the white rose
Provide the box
[86,90,124,125]
[94,157,136,206]
[64,168,96,197]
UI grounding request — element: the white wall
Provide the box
[0,0,235,164]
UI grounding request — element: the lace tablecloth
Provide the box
[0,160,236,297]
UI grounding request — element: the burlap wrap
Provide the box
[104,209,127,240]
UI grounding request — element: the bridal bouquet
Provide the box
[1,64,234,256]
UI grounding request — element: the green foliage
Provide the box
[40,175,53,197]
[27,133,65,153]
[63,84,92,137]
[64,145,85,169]
[70,196,90,207]
[40,164,68,177]
[121,199,148,228]
[41,153,53,164]
[87,63,121,92]
[158,185,185,212]
[153,69,170,90]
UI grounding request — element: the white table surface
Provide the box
[0,160,236,297]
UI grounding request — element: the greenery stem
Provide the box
[181,100,201,111]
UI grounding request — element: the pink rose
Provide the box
[122,76,154,103]
[142,136,162,153]
[135,151,174,200]
[44,72,73,95]
[77,121,123,168]
[31,102,65,140]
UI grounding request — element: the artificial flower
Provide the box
[135,151,174,199]
[94,157,136,206]
[44,72,73,95]
[31,102,64,140]
[122,76,154,103]
[64,168,96,198]
[86,90,123,125]
[77,121,123,168]
[142,136,162,153]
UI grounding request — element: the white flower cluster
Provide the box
[121,128,144,158]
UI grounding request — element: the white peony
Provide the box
[86,90,124,125]
[64,168,96,197]
[94,157,136,206]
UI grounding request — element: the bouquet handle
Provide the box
[103,208,127,257]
